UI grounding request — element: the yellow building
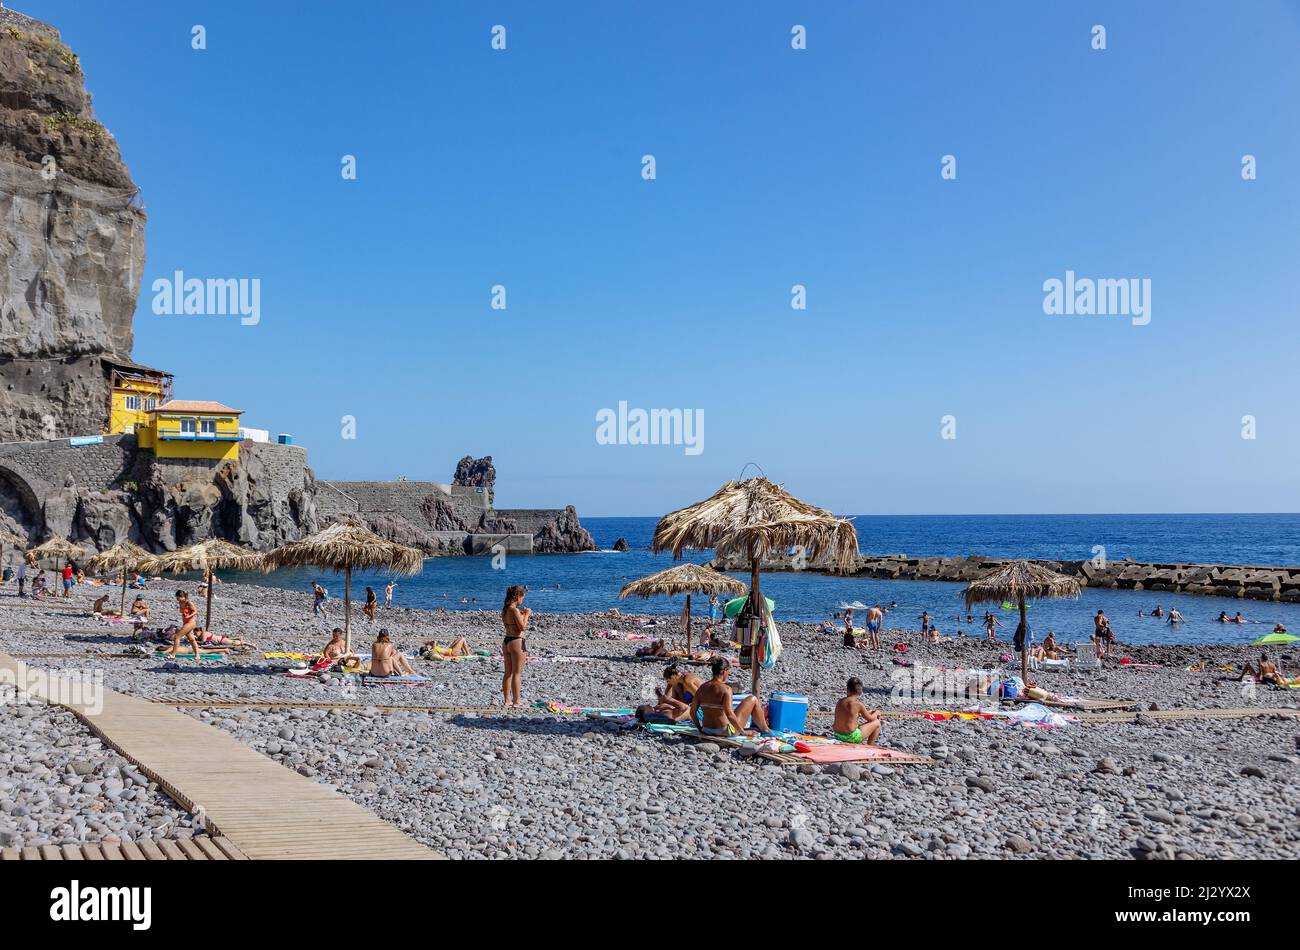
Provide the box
[104,359,173,435]
[136,400,244,462]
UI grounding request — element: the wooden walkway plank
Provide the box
[0,651,440,861]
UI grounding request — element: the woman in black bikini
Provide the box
[501,585,531,708]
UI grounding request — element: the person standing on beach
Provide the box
[984,612,1002,641]
[865,604,883,650]
[61,561,74,598]
[15,559,26,597]
[501,585,531,708]
[363,586,378,622]
[384,579,396,608]
[311,580,328,618]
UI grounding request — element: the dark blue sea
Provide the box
[220,514,1300,646]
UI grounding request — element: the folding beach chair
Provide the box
[1071,643,1101,672]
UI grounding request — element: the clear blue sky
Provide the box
[24,0,1300,516]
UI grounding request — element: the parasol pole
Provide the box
[204,566,215,632]
[120,560,130,616]
[344,565,353,654]
[685,593,691,655]
[750,547,762,700]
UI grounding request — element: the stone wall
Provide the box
[0,434,317,551]
[316,479,595,555]
[713,550,1300,603]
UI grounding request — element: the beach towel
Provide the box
[263,652,317,660]
[360,674,434,686]
[792,744,918,764]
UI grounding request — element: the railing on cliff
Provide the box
[315,480,361,512]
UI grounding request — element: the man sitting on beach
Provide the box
[1239,653,1287,687]
[1031,631,1068,661]
[321,628,362,667]
[92,594,119,617]
[832,677,882,745]
[688,657,774,737]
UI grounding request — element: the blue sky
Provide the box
[24,0,1300,516]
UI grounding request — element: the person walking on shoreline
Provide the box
[384,579,396,608]
[311,580,328,618]
[501,585,531,708]
[865,604,883,650]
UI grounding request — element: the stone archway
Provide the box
[0,459,49,537]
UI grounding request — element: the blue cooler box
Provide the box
[768,692,809,733]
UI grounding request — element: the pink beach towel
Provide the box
[793,744,917,764]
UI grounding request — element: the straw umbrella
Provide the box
[141,539,264,633]
[261,521,424,653]
[85,541,152,615]
[24,536,90,570]
[653,476,859,697]
[0,528,26,575]
[962,560,1082,684]
[619,562,747,653]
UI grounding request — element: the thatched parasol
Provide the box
[25,536,90,569]
[653,475,859,695]
[140,539,264,633]
[962,560,1082,683]
[0,528,27,574]
[619,563,747,653]
[86,541,152,616]
[261,521,424,652]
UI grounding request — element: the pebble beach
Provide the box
[3,579,1299,860]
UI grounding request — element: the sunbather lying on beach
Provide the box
[833,677,881,745]
[635,687,693,724]
[370,630,417,677]
[321,629,361,667]
[688,657,773,737]
[423,636,471,659]
[635,638,671,657]
[198,628,258,650]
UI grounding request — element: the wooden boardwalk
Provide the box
[0,652,441,860]
[2,837,249,861]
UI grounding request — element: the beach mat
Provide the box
[1005,696,1137,712]
[792,743,919,764]
[360,674,434,686]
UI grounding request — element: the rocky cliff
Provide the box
[0,13,145,440]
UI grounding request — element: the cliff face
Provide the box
[0,15,146,440]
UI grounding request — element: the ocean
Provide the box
[216,513,1300,647]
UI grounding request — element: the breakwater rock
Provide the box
[712,552,1300,603]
